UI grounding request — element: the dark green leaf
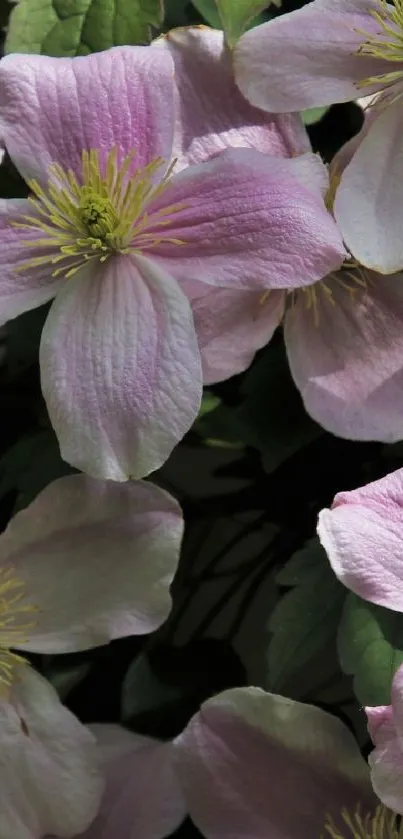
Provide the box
[338,593,403,706]
[267,539,346,696]
[216,0,279,46]
[5,0,163,55]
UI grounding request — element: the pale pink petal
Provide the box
[40,255,202,481]
[335,103,403,273]
[0,474,183,652]
[234,0,389,113]
[78,725,186,839]
[173,687,374,839]
[284,272,403,441]
[183,281,284,383]
[154,26,310,168]
[366,668,403,813]
[146,149,346,291]
[0,664,102,838]
[0,47,175,185]
[318,468,403,609]
[0,198,64,325]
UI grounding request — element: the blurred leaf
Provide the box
[267,539,346,696]
[216,0,279,46]
[43,655,92,700]
[197,342,322,472]
[302,106,329,125]
[0,429,74,512]
[198,391,221,419]
[338,593,403,706]
[121,652,182,722]
[6,0,163,55]
[5,303,50,376]
[191,0,222,27]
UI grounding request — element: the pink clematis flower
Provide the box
[318,466,403,610]
[0,473,183,837]
[0,47,344,481]
[366,664,403,814]
[143,59,403,444]
[76,687,379,839]
[233,0,403,273]
[153,25,316,383]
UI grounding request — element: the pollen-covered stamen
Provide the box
[324,803,402,839]
[0,567,37,694]
[12,147,186,281]
[286,261,371,327]
[356,0,403,95]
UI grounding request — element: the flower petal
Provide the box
[366,667,403,813]
[335,103,403,272]
[147,148,346,291]
[318,468,403,609]
[184,281,284,383]
[79,725,186,839]
[284,272,403,441]
[0,473,183,652]
[233,0,389,113]
[0,664,102,838]
[154,26,310,168]
[173,686,374,839]
[0,198,63,325]
[0,47,175,185]
[40,255,202,481]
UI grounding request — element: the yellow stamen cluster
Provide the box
[356,0,403,93]
[13,147,185,281]
[324,804,402,839]
[0,567,37,693]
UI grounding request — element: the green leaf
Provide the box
[267,539,346,697]
[0,430,75,512]
[338,593,403,706]
[5,0,163,56]
[216,0,280,47]
[302,106,329,126]
[121,652,182,722]
[191,0,222,28]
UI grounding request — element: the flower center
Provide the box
[324,803,401,839]
[13,147,185,281]
[0,567,37,694]
[356,0,403,98]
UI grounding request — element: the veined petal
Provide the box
[0,198,63,326]
[0,664,102,838]
[79,725,186,839]
[335,104,403,273]
[154,26,310,168]
[284,272,403,441]
[146,148,346,291]
[318,468,403,609]
[183,280,284,383]
[40,255,202,481]
[366,667,403,814]
[0,47,175,186]
[0,474,183,652]
[173,687,374,839]
[234,0,390,113]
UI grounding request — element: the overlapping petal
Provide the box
[183,281,284,383]
[154,26,310,167]
[285,272,403,441]
[233,0,389,113]
[0,198,64,325]
[318,468,403,609]
[0,47,175,185]
[147,148,346,291]
[40,255,202,481]
[173,687,375,839]
[79,725,186,839]
[0,473,183,653]
[335,104,403,272]
[366,666,403,813]
[0,665,102,838]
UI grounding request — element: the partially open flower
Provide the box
[0,474,183,837]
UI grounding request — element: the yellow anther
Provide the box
[12,146,187,280]
[324,803,402,839]
[0,567,37,694]
[356,0,403,95]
